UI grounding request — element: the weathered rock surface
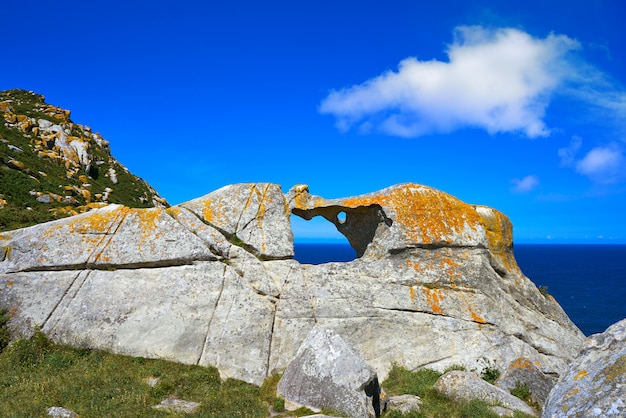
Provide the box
[496,357,554,407]
[387,394,422,414]
[1,183,585,387]
[47,406,78,418]
[277,327,380,418]
[152,397,201,414]
[433,371,537,416]
[543,318,626,417]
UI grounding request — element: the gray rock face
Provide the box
[47,407,78,418]
[1,183,584,387]
[543,318,626,418]
[277,327,380,418]
[387,394,422,414]
[433,371,537,416]
[496,357,555,407]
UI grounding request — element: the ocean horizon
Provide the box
[293,242,626,337]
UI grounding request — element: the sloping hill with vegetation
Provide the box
[0,89,167,231]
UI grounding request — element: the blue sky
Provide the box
[2,0,625,243]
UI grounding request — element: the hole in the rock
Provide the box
[336,211,346,224]
[290,214,357,264]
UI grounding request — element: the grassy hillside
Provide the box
[0,89,167,231]
[0,326,536,417]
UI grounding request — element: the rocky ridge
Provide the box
[0,182,585,391]
[0,89,167,231]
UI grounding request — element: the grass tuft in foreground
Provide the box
[0,332,536,417]
[0,330,265,417]
[380,364,535,418]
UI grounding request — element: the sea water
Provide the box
[293,243,626,336]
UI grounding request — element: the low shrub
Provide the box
[0,308,10,352]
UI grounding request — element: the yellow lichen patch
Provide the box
[166,207,182,217]
[475,206,519,273]
[2,246,11,260]
[202,199,225,225]
[132,208,162,233]
[69,207,128,234]
[596,353,626,384]
[409,286,415,301]
[573,370,587,381]
[422,288,443,315]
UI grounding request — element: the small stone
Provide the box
[47,406,78,418]
[387,394,422,414]
[152,397,200,414]
[7,159,25,170]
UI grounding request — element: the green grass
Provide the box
[380,364,535,418]
[0,308,10,352]
[0,330,266,417]
[1,89,165,232]
[0,331,537,418]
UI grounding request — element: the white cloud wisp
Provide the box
[511,175,540,193]
[559,137,626,184]
[320,26,580,138]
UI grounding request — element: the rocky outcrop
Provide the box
[0,183,585,387]
[543,318,626,417]
[277,327,380,418]
[496,357,555,408]
[433,371,538,416]
[0,89,167,231]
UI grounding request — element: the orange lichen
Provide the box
[341,185,484,245]
[406,259,421,274]
[510,358,537,370]
[296,184,519,275]
[409,286,415,301]
[476,207,518,272]
[467,306,487,324]
[422,288,443,315]
[566,388,579,397]
[573,370,587,381]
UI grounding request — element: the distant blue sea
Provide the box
[293,243,626,336]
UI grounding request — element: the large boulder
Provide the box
[433,371,537,416]
[277,327,381,418]
[1,183,585,386]
[543,318,626,417]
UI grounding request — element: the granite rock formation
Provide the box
[277,327,380,418]
[433,371,537,416]
[0,183,585,386]
[0,89,167,231]
[543,318,626,417]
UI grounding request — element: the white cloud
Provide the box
[559,137,626,184]
[511,175,540,193]
[575,144,625,183]
[320,25,581,138]
[558,136,583,167]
